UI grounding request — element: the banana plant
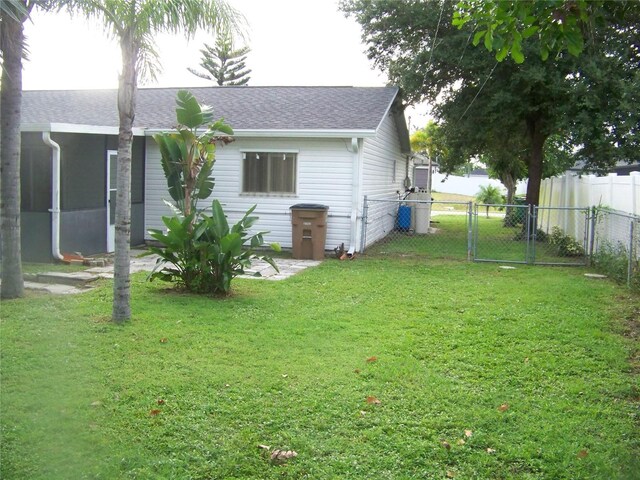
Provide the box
[148,91,280,294]
[153,90,233,220]
[146,199,281,294]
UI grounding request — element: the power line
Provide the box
[426,0,446,70]
[458,61,498,122]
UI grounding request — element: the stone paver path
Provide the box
[20,253,322,295]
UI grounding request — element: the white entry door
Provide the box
[106,150,118,252]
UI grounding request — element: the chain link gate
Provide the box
[473,205,591,265]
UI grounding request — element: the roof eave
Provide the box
[145,128,378,139]
[21,122,146,136]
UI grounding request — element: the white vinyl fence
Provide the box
[540,172,640,216]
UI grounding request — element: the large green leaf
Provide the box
[155,134,186,203]
[176,90,214,128]
[209,200,230,239]
[194,161,215,200]
[220,233,242,255]
[209,119,234,136]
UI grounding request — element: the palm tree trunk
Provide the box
[112,31,137,322]
[0,10,25,299]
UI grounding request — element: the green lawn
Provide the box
[1,258,638,479]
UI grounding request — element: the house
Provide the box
[20,86,412,262]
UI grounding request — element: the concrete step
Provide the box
[24,271,100,287]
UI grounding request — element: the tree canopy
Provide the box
[452,0,605,63]
[341,0,639,207]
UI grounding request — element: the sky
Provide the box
[22,0,430,129]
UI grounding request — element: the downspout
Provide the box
[42,132,64,261]
[347,137,361,255]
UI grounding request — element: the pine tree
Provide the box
[188,31,251,86]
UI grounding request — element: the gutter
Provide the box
[42,132,64,261]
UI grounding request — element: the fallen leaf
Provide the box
[257,444,271,451]
[149,409,161,416]
[159,338,168,343]
[157,399,165,405]
[577,449,589,459]
[441,440,451,450]
[354,369,361,374]
[366,356,378,363]
[366,396,381,405]
[456,439,466,445]
[486,448,496,454]
[446,471,456,478]
[498,403,510,412]
[270,449,298,463]
[464,429,473,438]
[90,400,102,407]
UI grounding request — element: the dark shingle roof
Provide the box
[22,86,400,132]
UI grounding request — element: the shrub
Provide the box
[548,226,585,257]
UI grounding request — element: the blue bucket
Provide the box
[396,205,411,231]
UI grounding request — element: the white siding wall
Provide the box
[360,113,411,248]
[145,136,355,250]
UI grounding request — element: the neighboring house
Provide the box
[20,86,411,262]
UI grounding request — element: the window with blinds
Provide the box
[242,152,297,194]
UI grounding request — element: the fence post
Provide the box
[628,219,635,288]
[588,206,597,267]
[467,201,473,261]
[360,195,369,253]
[527,205,536,264]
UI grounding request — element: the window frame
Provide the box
[240,149,299,196]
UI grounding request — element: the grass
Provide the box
[1,255,638,479]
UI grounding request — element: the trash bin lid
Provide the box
[290,203,328,210]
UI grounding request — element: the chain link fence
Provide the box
[472,205,590,265]
[362,197,638,290]
[532,206,591,266]
[472,204,530,264]
[591,208,640,289]
[361,196,472,260]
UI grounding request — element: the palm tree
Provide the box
[64,0,242,322]
[475,184,504,218]
[0,0,30,299]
